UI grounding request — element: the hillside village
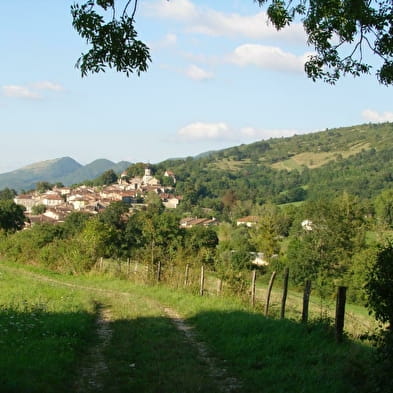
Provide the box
[14,167,183,225]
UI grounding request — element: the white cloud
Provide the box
[178,122,233,140]
[2,81,64,100]
[146,0,197,21]
[177,122,302,142]
[31,81,64,91]
[362,109,393,123]
[2,85,41,99]
[186,64,213,80]
[189,11,304,42]
[145,0,305,42]
[229,44,312,73]
[150,33,178,49]
[163,33,177,46]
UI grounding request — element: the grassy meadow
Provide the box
[0,260,377,393]
[0,267,96,393]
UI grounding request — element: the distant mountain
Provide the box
[0,157,131,192]
[0,157,82,192]
[58,159,131,186]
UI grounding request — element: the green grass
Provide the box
[0,267,97,393]
[189,311,371,393]
[211,158,252,171]
[0,260,376,393]
[366,230,393,245]
[75,276,374,393]
[0,262,222,393]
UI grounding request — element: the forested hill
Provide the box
[154,122,393,205]
[0,158,131,192]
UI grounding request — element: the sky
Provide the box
[0,0,392,174]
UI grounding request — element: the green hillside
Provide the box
[154,122,393,205]
[217,122,392,169]
[0,157,82,192]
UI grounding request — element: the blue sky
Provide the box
[0,0,392,173]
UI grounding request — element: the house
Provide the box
[161,194,181,209]
[250,252,269,266]
[68,194,96,210]
[43,208,68,222]
[99,186,125,201]
[120,191,139,204]
[236,216,260,227]
[164,170,176,184]
[14,194,38,213]
[164,170,175,177]
[142,167,159,186]
[118,171,129,185]
[54,187,71,196]
[40,194,64,207]
[301,219,313,231]
[127,176,143,190]
[180,217,218,228]
[26,214,58,226]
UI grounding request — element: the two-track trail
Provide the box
[2,265,241,393]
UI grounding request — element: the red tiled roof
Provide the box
[236,216,259,223]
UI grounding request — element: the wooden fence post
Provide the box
[335,286,347,342]
[127,258,130,276]
[251,270,257,307]
[200,265,205,296]
[134,261,138,273]
[100,257,103,271]
[280,267,289,319]
[302,280,312,323]
[217,278,223,295]
[157,261,162,282]
[184,264,190,286]
[264,271,277,316]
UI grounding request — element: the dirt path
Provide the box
[163,306,241,393]
[74,304,113,393]
[1,265,241,393]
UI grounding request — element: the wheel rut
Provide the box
[163,306,242,393]
[74,304,113,393]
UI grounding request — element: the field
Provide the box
[270,142,371,171]
[0,260,376,393]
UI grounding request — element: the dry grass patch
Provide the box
[271,142,371,171]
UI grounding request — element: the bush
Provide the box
[365,241,393,393]
[365,241,393,327]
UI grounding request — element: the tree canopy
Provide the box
[0,188,17,201]
[71,0,151,77]
[0,201,26,232]
[366,241,393,328]
[72,0,393,84]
